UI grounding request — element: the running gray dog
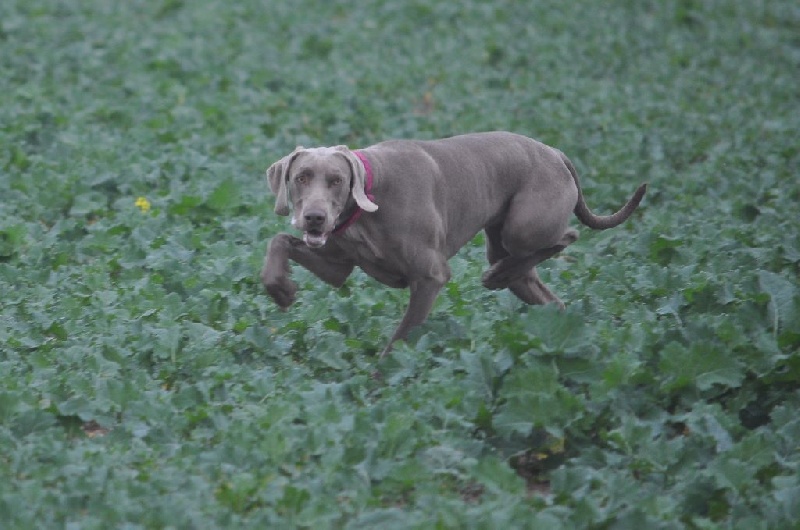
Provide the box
[261,132,646,356]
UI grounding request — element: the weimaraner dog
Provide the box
[261,132,646,356]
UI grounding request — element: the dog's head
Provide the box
[266,146,378,248]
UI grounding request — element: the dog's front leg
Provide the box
[261,233,354,309]
[382,275,448,357]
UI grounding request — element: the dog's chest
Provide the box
[357,259,409,288]
[334,232,409,288]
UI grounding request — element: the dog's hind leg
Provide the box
[508,268,563,307]
[481,229,576,291]
[483,225,573,305]
[482,182,578,289]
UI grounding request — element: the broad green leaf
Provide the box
[206,178,241,212]
[56,395,94,420]
[708,457,753,492]
[521,305,590,354]
[346,509,415,529]
[493,362,583,438]
[469,456,525,494]
[771,475,800,524]
[0,224,26,259]
[758,270,800,339]
[658,341,744,392]
[460,350,496,400]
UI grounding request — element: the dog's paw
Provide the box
[481,264,513,290]
[482,257,537,290]
[262,275,297,309]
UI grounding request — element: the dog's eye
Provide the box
[330,177,342,187]
[296,175,309,185]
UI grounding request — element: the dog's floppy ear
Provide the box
[266,147,304,216]
[334,146,378,212]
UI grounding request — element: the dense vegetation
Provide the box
[1,0,798,527]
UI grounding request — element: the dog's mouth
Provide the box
[303,229,329,248]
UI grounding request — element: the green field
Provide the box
[1,0,798,528]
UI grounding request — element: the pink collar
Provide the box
[333,150,374,234]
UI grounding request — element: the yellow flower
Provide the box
[135,196,151,213]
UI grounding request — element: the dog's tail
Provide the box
[562,154,647,230]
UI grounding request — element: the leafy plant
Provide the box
[1,0,798,527]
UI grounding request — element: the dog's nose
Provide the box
[304,210,326,227]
